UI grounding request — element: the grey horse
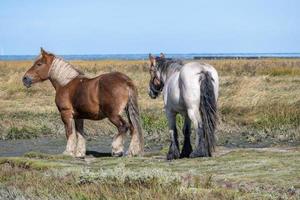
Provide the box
[148,53,219,160]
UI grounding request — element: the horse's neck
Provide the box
[160,64,181,83]
[48,58,80,87]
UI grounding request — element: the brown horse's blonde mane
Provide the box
[48,56,85,86]
[53,55,85,75]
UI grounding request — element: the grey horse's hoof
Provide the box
[180,145,193,158]
[180,150,192,158]
[166,145,180,160]
[167,153,180,160]
[189,149,210,158]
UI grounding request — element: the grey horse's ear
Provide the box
[160,53,165,58]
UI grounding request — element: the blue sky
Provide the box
[0,0,299,55]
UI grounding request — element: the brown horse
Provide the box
[22,48,144,158]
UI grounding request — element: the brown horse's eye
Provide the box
[37,63,42,66]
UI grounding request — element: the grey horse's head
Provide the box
[148,53,165,99]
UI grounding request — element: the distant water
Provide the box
[1,53,300,61]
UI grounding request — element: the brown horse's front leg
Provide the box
[75,119,86,158]
[61,110,77,157]
[109,115,129,157]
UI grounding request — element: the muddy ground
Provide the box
[0,136,164,157]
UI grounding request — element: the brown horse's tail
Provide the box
[199,71,217,156]
[126,86,144,155]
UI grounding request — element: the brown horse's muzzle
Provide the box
[22,75,33,88]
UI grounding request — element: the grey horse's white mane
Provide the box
[48,57,84,86]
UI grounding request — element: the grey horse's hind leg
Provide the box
[190,124,209,158]
[166,111,180,160]
[187,109,209,158]
[180,116,192,158]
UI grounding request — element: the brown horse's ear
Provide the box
[40,47,48,56]
[160,53,165,58]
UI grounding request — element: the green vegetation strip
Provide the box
[0,149,299,199]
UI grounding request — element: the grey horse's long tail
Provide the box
[199,71,217,156]
[126,87,144,155]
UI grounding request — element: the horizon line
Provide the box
[1,52,300,56]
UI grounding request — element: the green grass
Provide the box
[0,157,67,170]
[0,148,299,199]
[23,151,73,160]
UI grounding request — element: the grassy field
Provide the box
[0,59,300,199]
[0,59,300,145]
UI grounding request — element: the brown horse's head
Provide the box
[22,48,54,88]
[148,53,165,99]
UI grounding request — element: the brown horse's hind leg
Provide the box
[75,119,86,158]
[109,115,129,157]
[126,124,141,157]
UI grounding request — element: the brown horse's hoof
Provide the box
[126,146,143,157]
[63,150,75,157]
[75,151,86,158]
[112,152,124,157]
[126,151,142,157]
